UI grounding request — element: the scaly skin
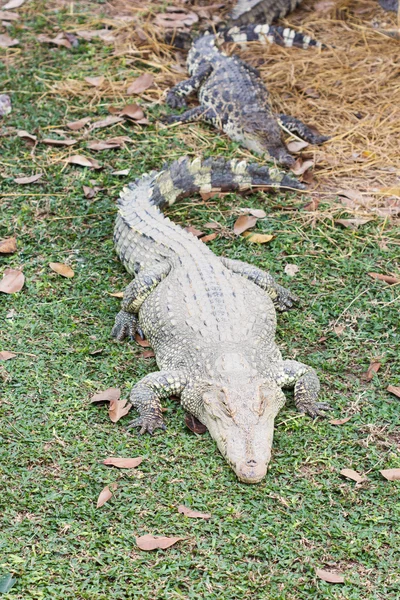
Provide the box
[229,0,303,25]
[166,25,329,167]
[111,157,331,483]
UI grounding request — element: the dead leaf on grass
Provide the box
[0,268,24,293]
[66,117,91,130]
[0,237,17,254]
[380,469,400,481]
[340,468,367,483]
[65,155,100,169]
[91,388,121,403]
[83,185,101,199]
[368,272,400,285]
[200,233,218,243]
[154,9,198,28]
[338,189,375,207]
[14,173,42,184]
[84,75,105,87]
[37,33,72,50]
[303,197,320,211]
[90,115,123,131]
[361,360,381,381]
[178,505,211,520]
[185,225,204,238]
[0,10,19,20]
[333,324,345,336]
[127,73,154,95]
[135,334,151,347]
[335,218,373,230]
[112,168,130,176]
[76,29,115,43]
[0,94,11,116]
[242,208,266,218]
[135,534,183,551]
[387,385,400,399]
[242,232,274,244]
[141,349,155,359]
[315,569,345,584]
[103,457,143,469]
[96,484,117,508]
[329,416,352,425]
[0,351,16,361]
[233,215,257,235]
[284,264,299,277]
[2,0,26,8]
[286,140,309,152]
[42,137,76,147]
[291,158,314,176]
[17,130,37,143]
[87,136,130,151]
[109,397,132,423]
[0,33,19,47]
[49,262,74,278]
[185,413,207,434]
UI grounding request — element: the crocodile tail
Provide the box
[164,30,193,51]
[218,23,323,49]
[148,156,305,208]
[229,0,303,25]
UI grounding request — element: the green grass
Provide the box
[1,3,400,598]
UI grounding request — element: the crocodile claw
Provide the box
[127,416,166,436]
[298,402,333,418]
[111,310,138,341]
[275,286,299,312]
[165,91,187,110]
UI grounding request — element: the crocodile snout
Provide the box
[235,458,269,484]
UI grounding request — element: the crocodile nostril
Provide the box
[246,459,257,467]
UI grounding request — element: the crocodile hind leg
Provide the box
[128,371,188,434]
[165,106,218,127]
[277,360,331,417]
[111,262,171,341]
[221,257,298,311]
[277,114,329,145]
[166,63,213,109]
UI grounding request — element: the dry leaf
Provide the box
[0,269,24,294]
[14,173,42,184]
[108,291,124,298]
[340,468,367,483]
[90,115,123,130]
[0,351,16,361]
[112,168,130,176]
[127,73,154,95]
[284,264,299,277]
[335,218,373,230]
[243,208,266,218]
[329,416,352,425]
[315,569,344,584]
[0,94,11,116]
[87,136,130,151]
[0,237,17,254]
[368,272,400,285]
[242,232,274,244]
[154,9,198,28]
[103,457,143,469]
[338,189,375,207]
[380,469,400,481]
[91,388,121,403]
[65,155,101,169]
[333,324,345,336]
[135,334,151,347]
[185,225,204,238]
[286,140,309,152]
[17,130,37,143]
[135,534,183,551]
[233,215,257,235]
[109,397,132,423]
[291,158,314,176]
[84,75,105,87]
[303,198,320,211]
[0,10,19,20]
[200,233,218,243]
[83,185,96,199]
[119,104,145,121]
[141,349,155,359]
[178,505,211,519]
[185,413,207,434]
[2,0,26,9]
[49,262,74,278]
[76,29,115,43]
[96,484,116,508]
[361,360,381,381]
[0,33,19,47]
[387,385,400,399]
[42,137,76,147]
[37,33,71,49]
[66,117,91,130]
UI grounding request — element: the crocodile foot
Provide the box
[111,310,138,341]
[298,401,332,419]
[274,285,299,312]
[127,415,166,435]
[166,91,187,109]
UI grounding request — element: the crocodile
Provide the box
[111,156,330,483]
[166,24,329,168]
[229,0,303,26]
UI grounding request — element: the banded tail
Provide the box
[217,23,323,49]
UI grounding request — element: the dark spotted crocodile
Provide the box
[166,24,329,167]
[229,0,303,26]
[111,156,330,483]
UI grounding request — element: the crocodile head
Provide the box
[199,375,286,483]
[240,111,294,167]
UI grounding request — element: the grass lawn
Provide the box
[1,2,399,598]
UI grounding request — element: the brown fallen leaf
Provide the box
[127,73,154,95]
[338,189,375,207]
[109,397,132,423]
[76,29,115,43]
[284,264,299,277]
[84,75,105,87]
[185,412,207,434]
[37,33,71,49]
[0,269,24,294]
[90,115,123,131]
[0,10,19,20]
[233,215,257,235]
[65,155,101,169]
[0,351,16,361]
[87,136,131,151]
[83,185,101,199]
[303,197,320,211]
[135,334,151,347]
[91,388,121,403]
[0,33,19,47]
[49,262,74,278]
[335,218,373,230]
[203,222,220,229]
[141,349,155,359]
[329,416,352,425]
[340,468,367,484]
[178,505,211,520]
[103,457,143,469]
[380,469,400,481]
[154,8,198,28]
[3,0,26,9]
[242,232,274,244]
[0,237,17,254]
[200,233,218,243]
[96,484,117,508]
[42,137,77,147]
[17,130,37,143]
[108,290,124,298]
[291,158,314,176]
[242,208,266,219]
[315,569,345,584]
[286,140,309,152]
[0,94,12,116]
[119,104,145,121]
[112,168,130,176]
[14,173,42,184]
[185,225,204,238]
[135,534,183,551]
[200,190,226,201]
[333,324,345,336]
[387,385,400,399]
[66,117,91,130]
[361,360,381,381]
[368,272,400,285]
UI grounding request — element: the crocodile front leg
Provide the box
[166,63,213,109]
[277,114,329,145]
[128,371,188,434]
[278,359,331,417]
[165,106,218,127]
[111,262,171,341]
[221,257,298,311]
